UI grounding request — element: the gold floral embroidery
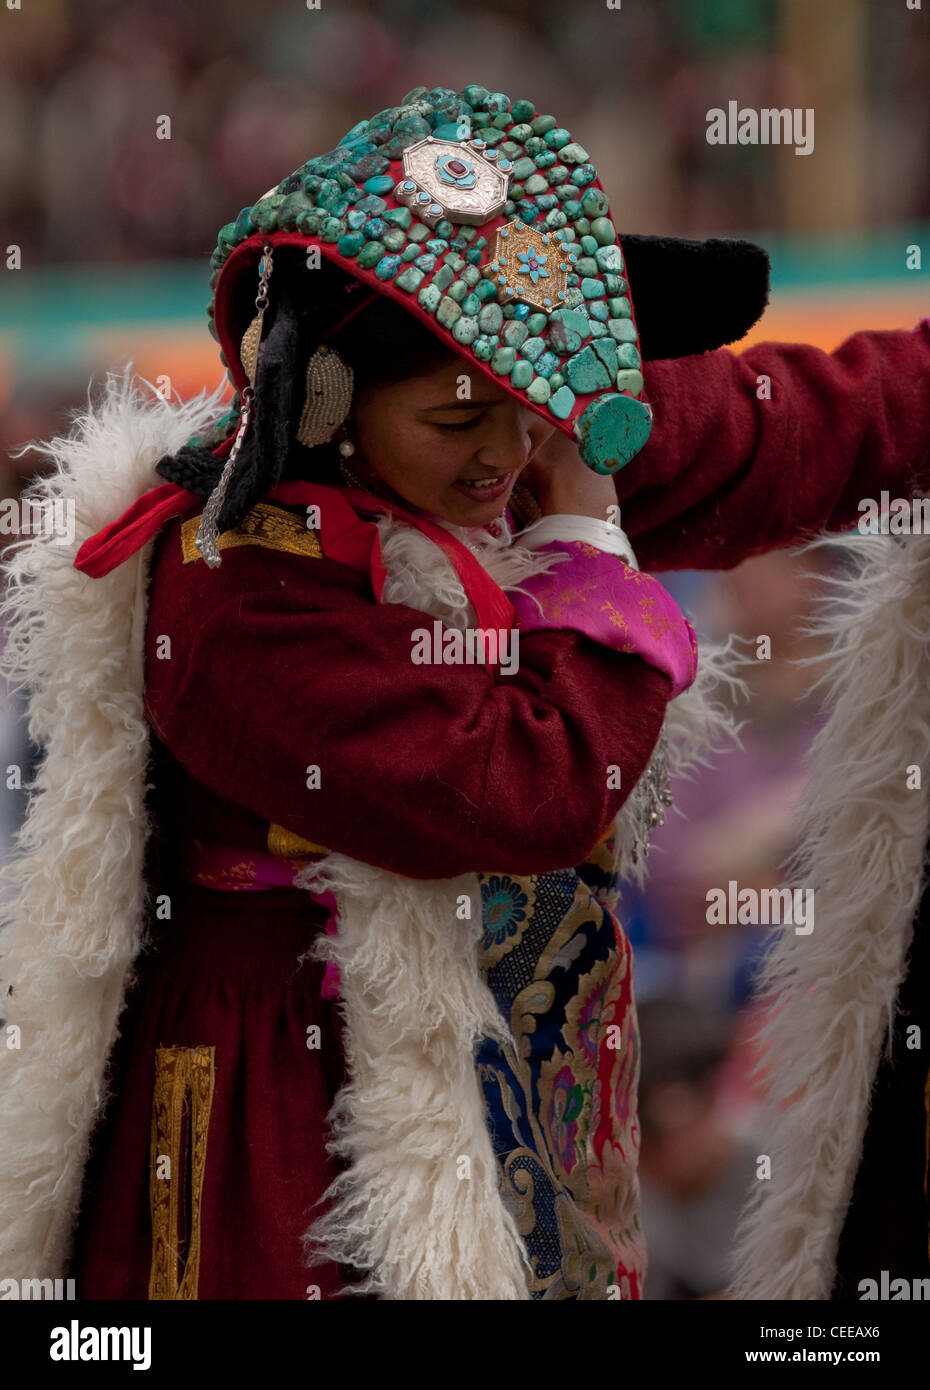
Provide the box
[148,1045,216,1300]
[181,502,323,564]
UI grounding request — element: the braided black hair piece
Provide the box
[155,290,302,534]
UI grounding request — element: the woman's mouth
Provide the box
[453,471,514,502]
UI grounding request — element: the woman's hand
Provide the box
[521,427,619,521]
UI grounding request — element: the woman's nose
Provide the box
[475,408,555,472]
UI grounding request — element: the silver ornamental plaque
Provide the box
[395,137,512,228]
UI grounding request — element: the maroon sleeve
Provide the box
[144,536,670,881]
[615,321,930,571]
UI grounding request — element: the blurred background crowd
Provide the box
[1,0,928,1298]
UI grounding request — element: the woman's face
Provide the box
[347,356,558,526]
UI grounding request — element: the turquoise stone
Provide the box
[617,343,642,369]
[565,345,611,393]
[580,188,609,219]
[444,252,466,273]
[589,301,610,322]
[608,318,638,343]
[492,112,512,129]
[603,274,623,296]
[547,316,584,355]
[616,369,644,394]
[593,339,618,375]
[576,392,652,472]
[459,226,478,243]
[520,336,545,361]
[544,127,570,150]
[364,174,395,195]
[463,85,490,108]
[418,284,441,313]
[252,203,280,234]
[461,265,481,286]
[375,254,401,280]
[511,98,536,123]
[573,217,591,236]
[524,173,548,195]
[320,217,344,242]
[437,296,462,328]
[534,150,556,168]
[383,207,413,230]
[433,264,454,291]
[499,141,522,156]
[511,359,533,389]
[478,303,503,333]
[581,277,605,299]
[549,372,563,389]
[356,194,387,215]
[509,123,533,143]
[415,253,437,272]
[535,351,559,378]
[337,231,365,256]
[609,296,632,318]
[363,217,386,239]
[524,136,545,157]
[474,279,498,302]
[535,194,558,212]
[408,222,431,243]
[527,312,548,334]
[527,376,551,404]
[395,266,425,293]
[295,210,323,235]
[502,320,528,348]
[491,346,516,375]
[382,228,406,252]
[531,114,557,135]
[512,157,535,180]
[461,292,480,315]
[465,248,484,266]
[591,217,616,246]
[563,200,582,219]
[575,257,599,276]
[401,244,420,262]
[432,122,470,141]
[436,219,455,239]
[547,164,569,184]
[595,244,623,273]
[548,385,576,419]
[426,238,448,255]
[544,210,567,229]
[589,321,607,338]
[472,334,496,362]
[347,209,367,230]
[486,92,512,116]
[452,315,479,345]
[448,279,469,302]
[560,143,590,165]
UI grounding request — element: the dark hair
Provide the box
[156,249,456,530]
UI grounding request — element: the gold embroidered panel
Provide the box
[148,1045,216,1300]
[181,502,323,564]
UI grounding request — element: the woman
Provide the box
[1,84,929,1302]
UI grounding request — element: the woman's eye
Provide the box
[432,415,483,433]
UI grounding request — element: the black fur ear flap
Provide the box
[618,235,770,361]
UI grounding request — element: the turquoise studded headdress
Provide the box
[204,84,770,476]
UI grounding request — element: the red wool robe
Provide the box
[68,323,930,1299]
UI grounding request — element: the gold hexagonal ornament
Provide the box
[394,137,512,228]
[481,219,579,314]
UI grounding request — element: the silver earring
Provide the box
[297,345,353,448]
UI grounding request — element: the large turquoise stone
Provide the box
[576,393,652,473]
[437,296,462,327]
[491,346,516,375]
[357,240,386,269]
[383,207,413,230]
[347,209,367,230]
[415,253,437,272]
[535,351,559,378]
[364,174,395,196]
[560,143,590,165]
[375,254,401,280]
[395,266,424,293]
[461,292,480,315]
[608,318,638,343]
[453,315,479,345]
[418,284,441,313]
[581,277,605,299]
[408,222,431,242]
[591,218,616,246]
[511,98,536,123]
[511,359,533,389]
[448,279,469,303]
[527,312,548,334]
[524,173,548,195]
[512,157,535,180]
[382,228,406,252]
[589,301,610,322]
[595,244,624,273]
[527,376,551,404]
[478,303,503,333]
[617,343,642,369]
[501,320,528,348]
[433,264,454,291]
[564,345,611,394]
[531,114,557,135]
[337,231,365,257]
[580,188,609,219]
[548,385,576,419]
[520,336,545,361]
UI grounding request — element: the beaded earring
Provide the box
[296,345,354,448]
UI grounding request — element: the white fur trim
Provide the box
[731,532,930,1299]
[0,369,229,1278]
